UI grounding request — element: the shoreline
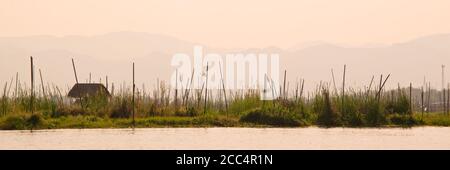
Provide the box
[1,113,449,131]
[1,125,450,132]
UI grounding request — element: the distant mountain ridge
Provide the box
[1,31,450,93]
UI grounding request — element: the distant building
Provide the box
[68,83,111,98]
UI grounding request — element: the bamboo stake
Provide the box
[376,74,391,101]
[442,87,447,114]
[342,65,346,114]
[283,70,287,100]
[14,72,18,99]
[2,83,7,115]
[56,86,63,104]
[410,83,413,115]
[421,86,424,120]
[378,75,383,98]
[300,79,305,100]
[174,69,178,109]
[30,56,34,131]
[72,58,79,84]
[39,69,46,99]
[367,75,375,96]
[442,65,445,113]
[181,78,188,106]
[30,56,34,114]
[331,69,338,95]
[184,69,195,108]
[71,58,84,108]
[111,83,115,96]
[263,74,267,106]
[204,63,209,115]
[286,82,290,101]
[198,82,205,109]
[267,75,276,108]
[5,77,13,98]
[448,83,450,115]
[132,62,135,128]
[295,80,299,103]
[428,82,431,113]
[219,61,228,116]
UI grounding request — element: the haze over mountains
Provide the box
[1,31,449,93]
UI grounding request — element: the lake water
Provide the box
[1,127,449,150]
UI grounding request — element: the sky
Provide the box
[1,0,450,48]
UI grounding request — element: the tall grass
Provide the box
[1,74,449,130]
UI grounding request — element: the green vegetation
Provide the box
[1,76,450,130]
[0,114,243,130]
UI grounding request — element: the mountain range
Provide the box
[1,31,449,93]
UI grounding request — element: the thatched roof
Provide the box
[68,83,111,98]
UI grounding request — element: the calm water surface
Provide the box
[1,127,449,150]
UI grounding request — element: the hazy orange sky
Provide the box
[1,0,450,48]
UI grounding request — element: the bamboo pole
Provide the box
[286,82,290,101]
[132,62,135,128]
[39,69,46,99]
[174,69,178,109]
[300,79,305,101]
[30,56,35,131]
[204,63,209,115]
[30,56,34,115]
[181,78,188,106]
[219,61,228,116]
[367,75,375,97]
[421,86,424,120]
[295,80,299,103]
[56,86,63,105]
[111,83,115,96]
[299,79,305,113]
[263,74,267,107]
[183,69,195,108]
[442,65,445,113]
[71,58,83,108]
[442,87,447,114]
[6,77,13,98]
[378,75,383,98]
[342,65,346,114]
[283,70,287,100]
[72,58,79,84]
[428,82,431,113]
[331,69,338,95]
[198,82,204,109]
[2,83,7,115]
[14,72,18,99]
[376,74,391,101]
[269,76,276,109]
[448,83,450,115]
[410,83,413,115]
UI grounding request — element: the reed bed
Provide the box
[1,77,450,130]
[1,63,450,130]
